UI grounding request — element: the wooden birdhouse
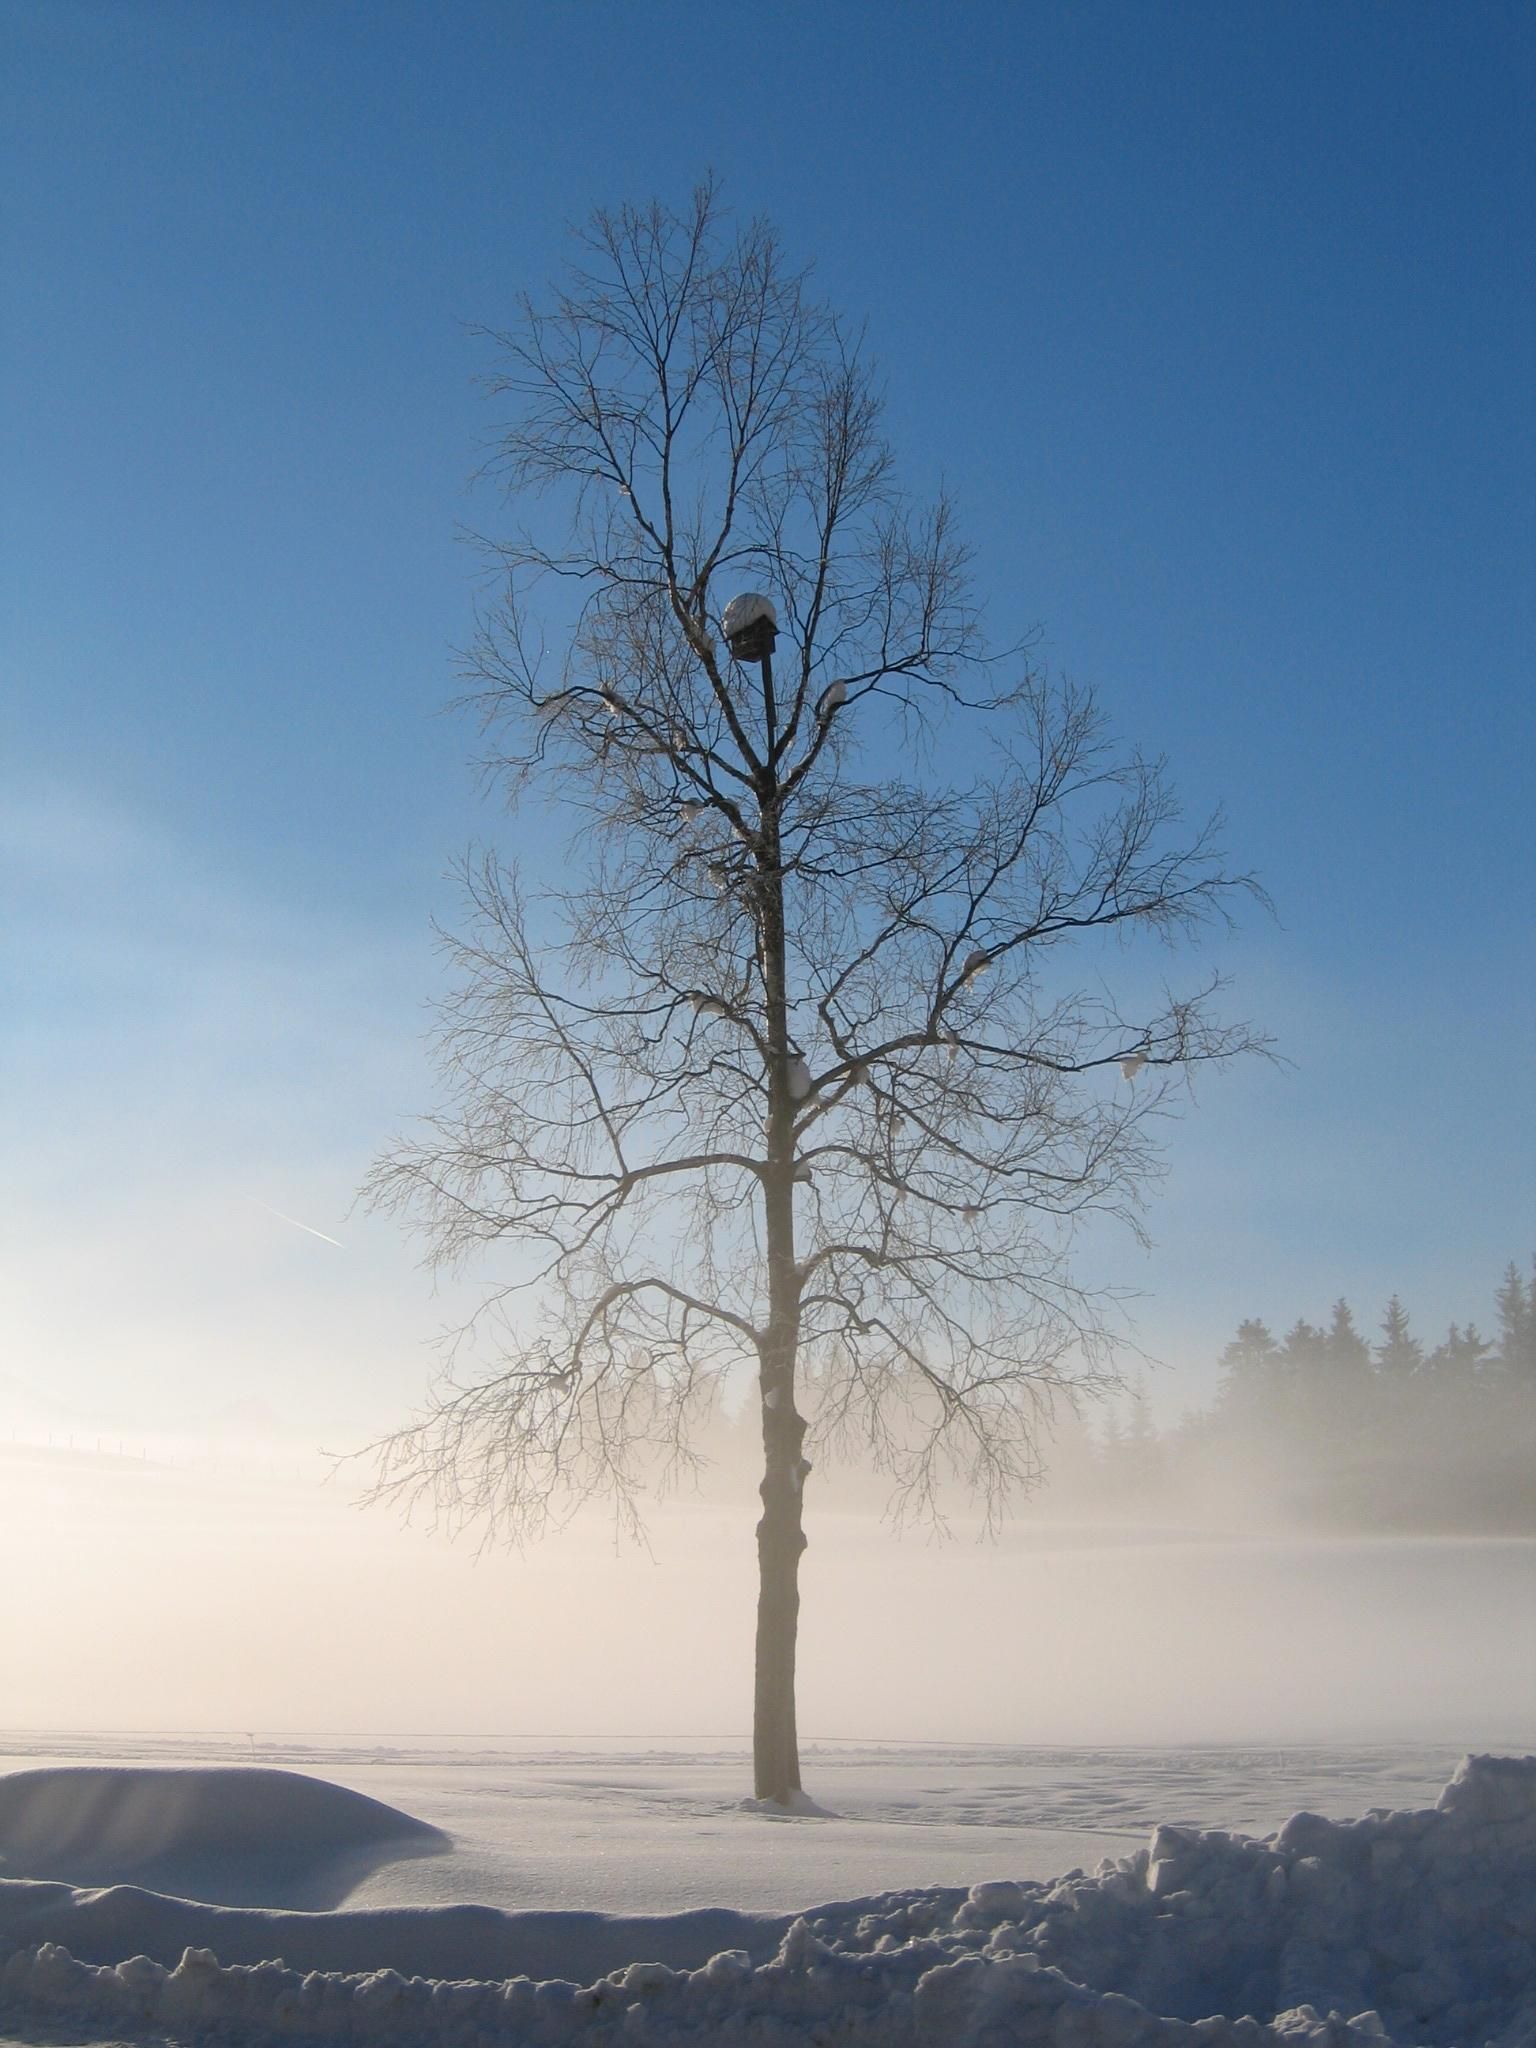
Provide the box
[722,592,778,663]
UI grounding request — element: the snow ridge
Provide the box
[1,1755,1532,2048]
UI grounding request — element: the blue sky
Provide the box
[4,0,1533,1449]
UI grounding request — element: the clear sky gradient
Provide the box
[5,0,1533,1460]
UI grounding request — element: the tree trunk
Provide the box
[753,1162,807,1803]
[752,649,809,1805]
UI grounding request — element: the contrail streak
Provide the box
[247,1198,344,1248]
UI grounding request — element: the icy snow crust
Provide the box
[1,1757,1533,2046]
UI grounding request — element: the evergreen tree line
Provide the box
[673,1258,1534,1535]
[1056,1257,1536,1533]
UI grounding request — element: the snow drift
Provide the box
[0,1766,448,1907]
[1,1754,1532,2046]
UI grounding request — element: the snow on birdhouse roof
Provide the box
[722,593,778,638]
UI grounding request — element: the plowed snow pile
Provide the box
[1,1755,1531,2047]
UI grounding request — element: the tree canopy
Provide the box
[362,183,1268,1796]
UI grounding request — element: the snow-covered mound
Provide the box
[0,1766,448,1908]
[0,1882,791,1983]
[1,1755,1532,2047]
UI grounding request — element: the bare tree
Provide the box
[362,182,1267,1803]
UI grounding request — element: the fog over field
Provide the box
[2,1430,1530,1748]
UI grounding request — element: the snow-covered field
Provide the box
[2,1733,1533,2046]
[0,1732,1518,1915]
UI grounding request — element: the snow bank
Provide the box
[0,1766,447,1908]
[1,1755,1532,2047]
